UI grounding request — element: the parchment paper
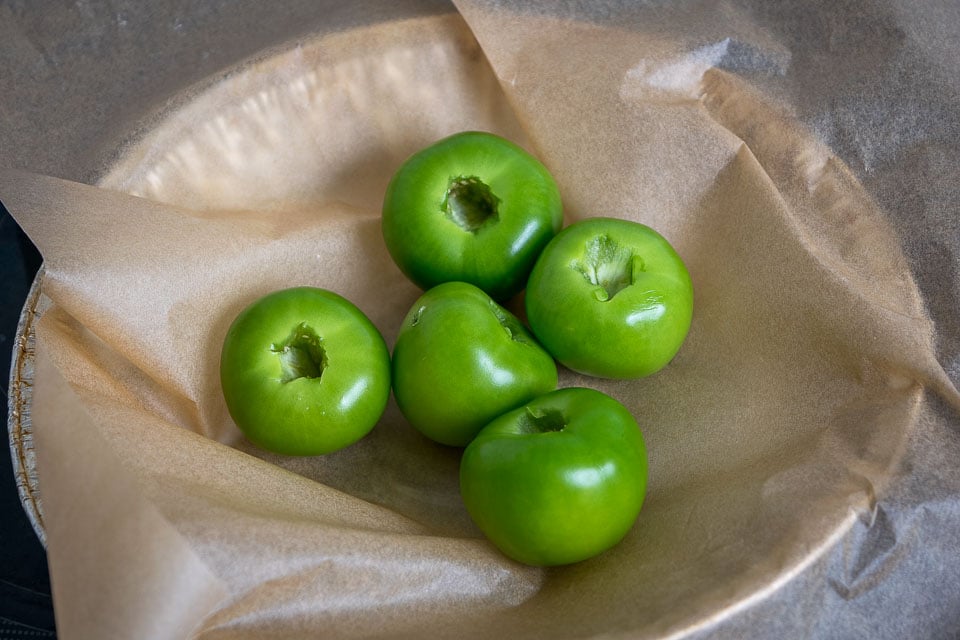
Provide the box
[3,1,960,638]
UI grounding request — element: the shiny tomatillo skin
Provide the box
[381,131,563,301]
[219,287,391,456]
[525,217,693,379]
[460,387,648,566]
[391,281,558,447]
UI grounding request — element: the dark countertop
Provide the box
[0,200,56,638]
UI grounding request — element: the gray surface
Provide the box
[0,0,454,183]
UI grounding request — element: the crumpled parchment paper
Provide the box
[2,1,959,638]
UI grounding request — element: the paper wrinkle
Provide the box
[36,304,207,439]
[697,70,960,408]
[31,339,230,640]
[829,505,907,602]
[621,37,789,101]
[696,68,954,381]
[186,524,540,628]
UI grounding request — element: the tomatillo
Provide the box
[525,217,693,379]
[219,287,391,456]
[460,387,648,566]
[381,131,563,301]
[392,281,558,447]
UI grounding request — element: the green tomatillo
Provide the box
[219,286,391,456]
[381,131,563,301]
[525,217,693,379]
[391,281,558,447]
[460,387,648,566]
